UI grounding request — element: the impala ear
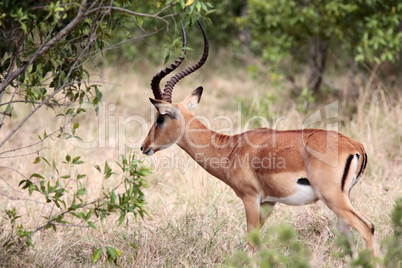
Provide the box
[149,98,180,118]
[181,87,203,110]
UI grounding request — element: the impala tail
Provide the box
[341,144,368,194]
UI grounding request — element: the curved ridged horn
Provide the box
[150,21,187,100]
[162,20,209,103]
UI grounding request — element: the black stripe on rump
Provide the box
[341,154,354,191]
[357,153,367,179]
[363,153,368,171]
[297,178,310,186]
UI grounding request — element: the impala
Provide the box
[141,21,376,256]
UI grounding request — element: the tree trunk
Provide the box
[239,0,251,45]
[307,38,329,95]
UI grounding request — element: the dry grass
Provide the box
[0,56,400,267]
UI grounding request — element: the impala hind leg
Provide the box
[320,193,376,256]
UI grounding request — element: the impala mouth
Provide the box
[142,147,155,156]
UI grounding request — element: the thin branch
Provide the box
[0,26,105,153]
[0,1,172,150]
[0,36,24,104]
[6,168,130,256]
[10,196,104,254]
[0,0,88,94]
[0,166,30,181]
[53,223,91,228]
[0,100,43,107]
[81,28,165,67]
[0,86,18,130]
[0,175,23,193]
[0,78,80,150]
[1,5,105,150]
[0,147,47,159]
[154,2,176,17]
[0,191,48,205]
[0,95,56,149]
[0,104,78,157]
[134,16,147,33]
[92,2,176,27]
[0,112,12,117]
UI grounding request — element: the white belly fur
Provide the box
[261,185,318,206]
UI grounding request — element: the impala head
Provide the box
[141,21,209,156]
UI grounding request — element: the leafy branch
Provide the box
[1,152,151,264]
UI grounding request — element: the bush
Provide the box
[0,152,151,264]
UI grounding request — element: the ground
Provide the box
[0,56,400,266]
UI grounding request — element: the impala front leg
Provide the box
[242,196,261,253]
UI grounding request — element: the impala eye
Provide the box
[156,117,165,125]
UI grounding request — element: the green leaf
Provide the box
[94,164,101,173]
[88,221,96,229]
[28,184,39,196]
[104,161,111,174]
[105,246,117,260]
[65,108,75,115]
[73,135,83,142]
[76,188,86,196]
[72,156,84,164]
[30,173,44,180]
[117,211,126,226]
[104,161,114,179]
[76,108,86,114]
[20,22,27,34]
[92,248,102,264]
[33,156,41,164]
[41,157,51,166]
[77,212,86,219]
[110,190,116,203]
[65,154,71,163]
[77,174,86,180]
[95,86,103,102]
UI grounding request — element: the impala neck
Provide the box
[177,113,237,180]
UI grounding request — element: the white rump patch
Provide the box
[349,154,359,191]
[261,185,318,206]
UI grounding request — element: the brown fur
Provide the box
[142,92,376,256]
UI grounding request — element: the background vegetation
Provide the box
[0,0,400,266]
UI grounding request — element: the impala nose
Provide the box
[140,145,143,152]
